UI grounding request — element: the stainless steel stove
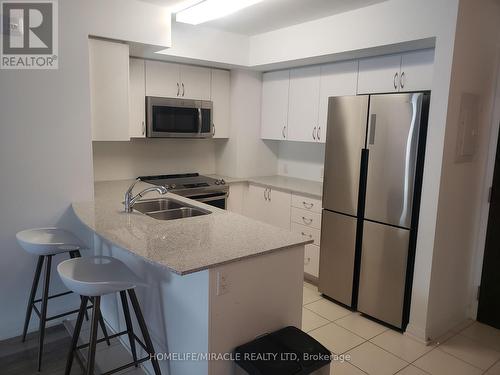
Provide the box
[138,173,228,209]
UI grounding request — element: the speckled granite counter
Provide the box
[72,180,311,275]
[209,174,324,198]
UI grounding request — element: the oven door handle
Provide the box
[198,108,202,134]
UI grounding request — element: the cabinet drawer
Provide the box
[291,222,321,246]
[291,207,322,229]
[304,244,320,278]
[291,194,322,213]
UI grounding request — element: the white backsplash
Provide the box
[92,138,217,181]
[277,141,325,182]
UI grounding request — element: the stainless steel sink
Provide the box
[147,207,210,220]
[133,198,185,214]
[133,198,211,220]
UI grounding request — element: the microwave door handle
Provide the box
[198,107,202,133]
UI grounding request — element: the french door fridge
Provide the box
[319,92,430,329]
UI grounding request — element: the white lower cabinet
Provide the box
[304,244,320,278]
[242,185,323,278]
[244,184,291,230]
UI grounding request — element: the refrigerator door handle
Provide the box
[399,93,422,226]
[368,114,377,145]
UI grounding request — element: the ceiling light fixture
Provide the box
[175,0,263,25]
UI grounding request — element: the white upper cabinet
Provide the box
[145,60,211,100]
[357,54,402,94]
[129,58,146,138]
[399,49,434,92]
[89,39,130,141]
[145,60,180,98]
[287,66,321,142]
[210,69,231,138]
[180,65,211,100]
[261,70,290,140]
[318,60,359,143]
[358,49,434,94]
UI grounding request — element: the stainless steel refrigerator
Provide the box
[319,92,430,329]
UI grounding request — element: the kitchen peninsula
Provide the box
[72,179,311,375]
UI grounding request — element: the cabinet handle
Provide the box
[302,216,313,225]
[282,125,286,139]
[142,121,145,136]
[177,83,180,97]
[304,257,311,265]
[182,82,185,97]
[400,71,405,89]
[301,232,313,239]
[264,188,267,201]
[268,188,271,201]
[317,126,321,141]
[393,72,399,90]
[312,126,316,140]
[212,124,215,137]
[302,201,314,209]
[368,114,377,145]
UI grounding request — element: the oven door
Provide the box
[188,191,228,209]
[146,97,213,138]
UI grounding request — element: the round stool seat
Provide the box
[57,256,144,297]
[16,228,83,256]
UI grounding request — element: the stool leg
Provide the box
[70,251,89,321]
[73,250,110,345]
[127,289,162,375]
[65,296,88,375]
[37,254,52,372]
[21,255,44,342]
[86,296,100,375]
[120,291,138,367]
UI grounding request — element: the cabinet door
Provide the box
[261,70,290,140]
[267,188,291,230]
[180,65,211,100]
[129,58,146,138]
[145,60,180,98]
[89,39,130,141]
[357,54,402,94]
[211,69,231,138]
[244,184,268,223]
[318,60,358,143]
[304,244,320,278]
[400,49,434,92]
[287,66,320,142]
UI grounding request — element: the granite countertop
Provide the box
[72,180,312,275]
[209,174,323,198]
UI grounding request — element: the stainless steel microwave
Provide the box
[146,96,213,138]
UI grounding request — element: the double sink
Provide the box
[133,198,211,221]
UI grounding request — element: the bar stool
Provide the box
[57,256,162,375]
[16,228,110,371]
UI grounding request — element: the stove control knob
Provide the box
[170,184,176,189]
[220,179,226,185]
[164,184,170,189]
[215,180,220,185]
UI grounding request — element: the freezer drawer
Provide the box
[319,210,358,307]
[357,220,410,328]
[365,93,424,228]
[323,96,368,216]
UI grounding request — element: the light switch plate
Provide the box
[455,93,479,163]
[216,271,229,296]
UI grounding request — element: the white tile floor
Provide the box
[302,282,500,375]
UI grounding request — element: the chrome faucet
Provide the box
[124,178,167,213]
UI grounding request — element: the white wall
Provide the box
[0,0,171,340]
[425,0,500,339]
[215,70,279,178]
[277,142,325,182]
[93,139,217,181]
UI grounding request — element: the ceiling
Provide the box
[141,0,389,36]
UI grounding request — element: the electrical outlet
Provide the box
[216,271,229,296]
[283,163,288,175]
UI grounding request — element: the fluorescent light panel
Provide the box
[175,0,263,25]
